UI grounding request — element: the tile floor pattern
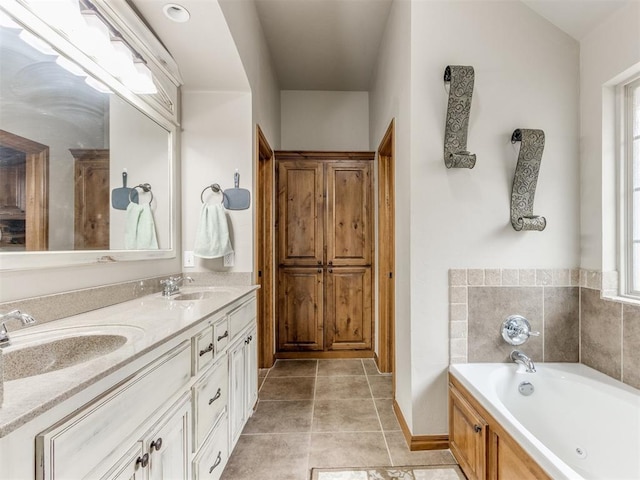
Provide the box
[221,359,458,480]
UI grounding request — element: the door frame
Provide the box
[255,125,275,368]
[0,129,49,250]
[376,119,396,374]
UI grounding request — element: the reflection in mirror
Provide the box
[0,12,171,253]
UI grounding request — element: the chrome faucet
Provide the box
[0,310,37,347]
[160,276,194,297]
[510,350,536,373]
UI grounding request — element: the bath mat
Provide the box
[310,465,465,480]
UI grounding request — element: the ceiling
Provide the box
[131,0,631,92]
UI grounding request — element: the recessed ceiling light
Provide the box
[163,3,190,23]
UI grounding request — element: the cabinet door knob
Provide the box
[217,331,229,342]
[474,424,482,433]
[209,388,222,405]
[151,437,163,451]
[136,453,149,469]
[209,451,222,473]
[199,343,214,356]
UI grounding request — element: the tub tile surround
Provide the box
[0,271,252,328]
[449,268,640,390]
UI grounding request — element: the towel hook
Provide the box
[200,183,226,204]
[130,183,153,204]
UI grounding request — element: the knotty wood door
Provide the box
[71,149,109,250]
[276,152,373,354]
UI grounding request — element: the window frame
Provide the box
[620,76,640,298]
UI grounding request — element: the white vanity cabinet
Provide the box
[228,297,259,449]
[23,291,258,480]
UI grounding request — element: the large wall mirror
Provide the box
[0,0,181,270]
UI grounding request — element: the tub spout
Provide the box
[511,350,536,373]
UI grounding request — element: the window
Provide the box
[623,77,640,296]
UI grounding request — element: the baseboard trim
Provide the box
[275,351,375,359]
[393,400,449,451]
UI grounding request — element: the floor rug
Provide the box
[310,465,465,480]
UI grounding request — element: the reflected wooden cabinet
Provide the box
[276,153,373,353]
[449,376,552,480]
[71,148,109,250]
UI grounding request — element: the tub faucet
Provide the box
[161,276,194,297]
[511,350,536,373]
[0,310,37,348]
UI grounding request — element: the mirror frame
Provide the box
[0,0,182,271]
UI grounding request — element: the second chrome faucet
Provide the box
[511,350,536,373]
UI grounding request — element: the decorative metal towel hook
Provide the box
[200,183,226,204]
[510,129,546,231]
[443,65,476,169]
[130,183,153,204]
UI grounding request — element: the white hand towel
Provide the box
[194,203,233,258]
[125,202,159,249]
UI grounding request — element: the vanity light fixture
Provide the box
[163,3,190,23]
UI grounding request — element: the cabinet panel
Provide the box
[490,429,549,480]
[277,160,324,266]
[277,267,324,351]
[193,357,228,451]
[228,297,256,339]
[193,416,228,480]
[326,162,372,266]
[36,341,191,480]
[146,395,191,480]
[245,327,258,413]
[213,317,229,353]
[193,326,215,374]
[99,443,144,480]
[228,339,246,448]
[325,267,372,350]
[449,384,487,480]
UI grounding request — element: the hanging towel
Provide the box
[194,203,233,258]
[125,202,159,249]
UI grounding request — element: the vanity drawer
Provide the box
[193,326,215,374]
[36,341,191,480]
[213,317,229,353]
[193,416,229,480]
[193,356,228,450]
[229,297,256,339]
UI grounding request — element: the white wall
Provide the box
[218,0,281,148]
[181,91,254,272]
[369,0,413,430]
[110,95,171,250]
[580,2,640,272]
[370,0,580,436]
[281,90,370,150]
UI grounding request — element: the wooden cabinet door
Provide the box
[325,266,372,350]
[229,338,246,448]
[146,395,191,480]
[277,160,324,267]
[277,267,324,351]
[245,326,259,413]
[326,161,372,267]
[449,385,488,480]
[72,149,109,249]
[489,430,550,480]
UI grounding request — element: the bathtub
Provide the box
[449,363,640,480]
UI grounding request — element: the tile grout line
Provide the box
[306,360,319,475]
[364,359,394,466]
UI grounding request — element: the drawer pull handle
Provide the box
[217,331,229,341]
[209,388,222,405]
[474,424,482,433]
[136,453,149,469]
[199,343,214,356]
[151,437,163,451]
[209,451,222,473]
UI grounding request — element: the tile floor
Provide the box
[221,359,458,480]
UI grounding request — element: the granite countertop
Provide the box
[0,285,258,437]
